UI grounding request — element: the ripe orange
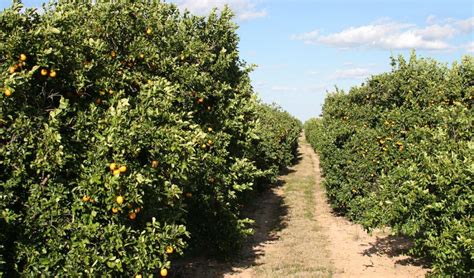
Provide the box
[139,53,144,59]
[4,88,12,97]
[111,51,116,58]
[9,66,16,74]
[129,212,137,220]
[207,140,213,145]
[146,27,152,35]
[112,207,119,214]
[197,98,204,104]
[201,144,207,149]
[19,54,27,61]
[95,98,102,105]
[116,196,124,205]
[134,207,141,213]
[166,246,174,254]
[49,70,57,78]
[82,195,90,202]
[208,127,213,132]
[135,275,142,278]
[151,160,159,168]
[109,163,117,171]
[160,268,168,277]
[119,165,127,173]
[207,106,212,111]
[40,69,48,76]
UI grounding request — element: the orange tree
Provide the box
[305,53,473,276]
[0,1,301,276]
[252,103,302,188]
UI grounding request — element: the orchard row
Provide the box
[0,2,301,276]
[305,54,473,277]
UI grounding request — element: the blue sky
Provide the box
[2,1,473,121]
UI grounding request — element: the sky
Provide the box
[2,0,473,121]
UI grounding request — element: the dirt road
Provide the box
[175,135,430,277]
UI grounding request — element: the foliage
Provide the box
[0,1,301,276]
[253,103,302,187]
[305,53,473,277]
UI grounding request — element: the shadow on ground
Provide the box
[362,235,431,268]
[170,153,303,278]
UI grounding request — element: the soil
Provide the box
[172,135,430,277]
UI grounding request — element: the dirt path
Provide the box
[174,135,430,277]
[306,137,429,277]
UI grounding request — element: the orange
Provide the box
[112,207,119,214]
[95,98,102,105]
[139,53,144,59]
[134,207,141,213]
[197,98,204,104]
[49,70,57,78]
[185,192,192,198]
[109,163,117,171]
[116,196,124,205]
[111,51,116,58]
[40,69,48,76]
[129,212,137,220]
[146,27,152,35]
[119,165,127,173]
[9,66,16,74]
[160,268,168,277]
[208,127,213,132]
[82,195,90,202]
[4,88,11,97]
[19,54,27,61]
[135,275,142,278]
[166,246,173,254]
[207,140,213,145]
[151,160,159,168]
[201,144,207,149]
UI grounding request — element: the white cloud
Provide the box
[290,30,320,44]
[306,70,320,76]
[455,17,474,33]
[330,67,374,80]
[267,84,330,94]
[466,42,474,53]
[292,16,473,51]
[270,86,299,92]
[175,0,267,21]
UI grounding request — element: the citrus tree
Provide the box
[0,1,301,276]
[305,53,473,276]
